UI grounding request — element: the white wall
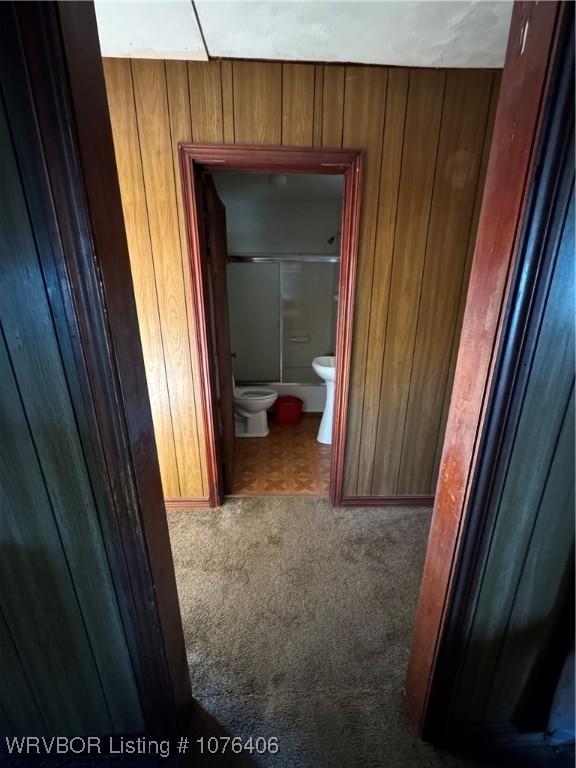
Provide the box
[225,200,342,257]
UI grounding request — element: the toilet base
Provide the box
[234,409,270,438]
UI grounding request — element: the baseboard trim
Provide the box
[165,497,210,510]
[340,495,434,507]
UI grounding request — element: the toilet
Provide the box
[233,385,278,437]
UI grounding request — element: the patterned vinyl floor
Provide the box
[232,414,331,495]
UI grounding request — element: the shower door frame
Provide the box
[180,144,363,506]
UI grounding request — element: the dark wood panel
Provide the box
[370,69,446,496]
[341,65,388,495]
[486,386,574,722]
[0,1,190,735]
[0,325,111,733]
[354,67,409,492]
[0,93,141,731]
[0,602,45,735]
[453,182,575,723]
[397,70,494,494]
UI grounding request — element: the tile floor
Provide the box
[232,414,331,495]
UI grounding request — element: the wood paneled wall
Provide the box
[451,169,574,731]
[103,58,499,501]
[0,68,142,734]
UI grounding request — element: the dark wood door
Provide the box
[204,175,235,494]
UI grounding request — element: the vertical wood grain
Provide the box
[132,59,204,497]
[0,607,43,734]
[431,72,500,484]
[233,61,282,144]
[221,60,235,143]
[0,333,110,733]
[370,69,446,496]
[321,65,345,148]
[104,58,497,503]
[188,60,223,143]
[397,70,494,495]
[165,60,208,496]
[453,185,575,723]
[103,59,180,497]
[486,387,574,722]
[0,99,142,730]
[282,63,314,146]
[355,68,409,492]
[340,66,388,495]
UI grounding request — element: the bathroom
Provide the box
[211,171,344,496]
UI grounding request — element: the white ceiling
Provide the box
[95,1,208,60]
[96,1,512,68]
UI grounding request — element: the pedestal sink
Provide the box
[312,356,336,444]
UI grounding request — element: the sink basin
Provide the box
[312,355,336,383]
[312,356,336,444]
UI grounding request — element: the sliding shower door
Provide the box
[227,262,280,382]
[227,260,338,385]
[282,262,339,383]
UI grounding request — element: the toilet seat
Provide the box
[235,388,276,400]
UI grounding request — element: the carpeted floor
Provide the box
[166,497,571,768]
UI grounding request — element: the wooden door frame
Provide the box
[3,1,192,731]
[179,144,363,507]
[404,0,566,739]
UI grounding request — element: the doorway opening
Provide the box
[180,145,362,506]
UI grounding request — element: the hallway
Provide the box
[168,497,434,766]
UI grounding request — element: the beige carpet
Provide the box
[167,497,568,768]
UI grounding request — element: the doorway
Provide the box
[180,145,362,507]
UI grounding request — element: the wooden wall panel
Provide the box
[353,68,409,493]
[166,61,208,495]
[104,58,498,503]
[189,60,223,143]
[431,74,501,484]
[103,59,180,497]
[321,65,345,148]
[282,63,314,146]
[312,66,324,147]
[0,95,142,731]
[341,66,388,494]
[452,179,575,726]
[232,61,282,144]
[397,70,494,494]
[131,60,205,498]
[369,70,446,496]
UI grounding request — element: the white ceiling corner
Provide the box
[96,0,512,68]
[95,0,208,60]
[195,0,512,68]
